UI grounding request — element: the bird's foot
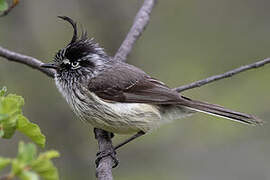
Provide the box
[95,149,119,168]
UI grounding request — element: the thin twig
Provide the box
[114,0,156,62]
[0,0,19,17]
[0,46,54,78]
[174,58,270,92]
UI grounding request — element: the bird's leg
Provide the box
[95,148,119,168]
[114,131,145,150]
[95,130,145,168]
[94,128,118,168]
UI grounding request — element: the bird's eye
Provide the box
[71,61,80,68]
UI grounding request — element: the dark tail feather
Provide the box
[180,96,263,125]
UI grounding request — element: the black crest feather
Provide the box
[54,16,108,63]
[58,16,78,44]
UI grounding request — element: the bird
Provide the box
[41,16,262,167]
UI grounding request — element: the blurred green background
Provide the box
[1,0,270,179]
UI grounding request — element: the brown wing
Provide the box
[88,62,182,104]
[88,62,262,125]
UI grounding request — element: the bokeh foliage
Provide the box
[0,0,8,11]
[0,87,45,147]
[0,87,59,180]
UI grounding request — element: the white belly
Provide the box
[74,91,163,134]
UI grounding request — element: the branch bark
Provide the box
[0,0,269,180]
[174,58,270,92]
[94,129,114,180]
[114,0,156,62]
[0,46,54,78]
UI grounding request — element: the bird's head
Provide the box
[41,16,109,80]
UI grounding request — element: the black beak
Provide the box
[41,63,58,69]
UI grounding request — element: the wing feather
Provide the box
[88,62,181,104]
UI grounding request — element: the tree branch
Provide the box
[0,46,54,78]
[114,0,156,62]
[174,58,270,92]
[94,129,114,180]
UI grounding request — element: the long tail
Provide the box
[180,96,263,125]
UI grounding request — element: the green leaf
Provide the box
[9,142,60,180]
[17,142,37,164]
[19,171,39,180]
[17,115,46,148]
[0,128,4,137]
[32,160,59,180]
[0,0,8,12]
[0,113,9,121]
[0,87,7,97]
[0,94,24,138]
[0,157,11,171]
[31,151,60,180]
[0,94,24,115]
[11,159,24,176]
[0,114,8,137]
[6,94,24,109]
[12,142,37,176]
[38,151,60,160]
[0,89,45,145]
[0,114,17,138]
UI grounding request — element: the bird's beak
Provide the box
[41,63,58,69]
